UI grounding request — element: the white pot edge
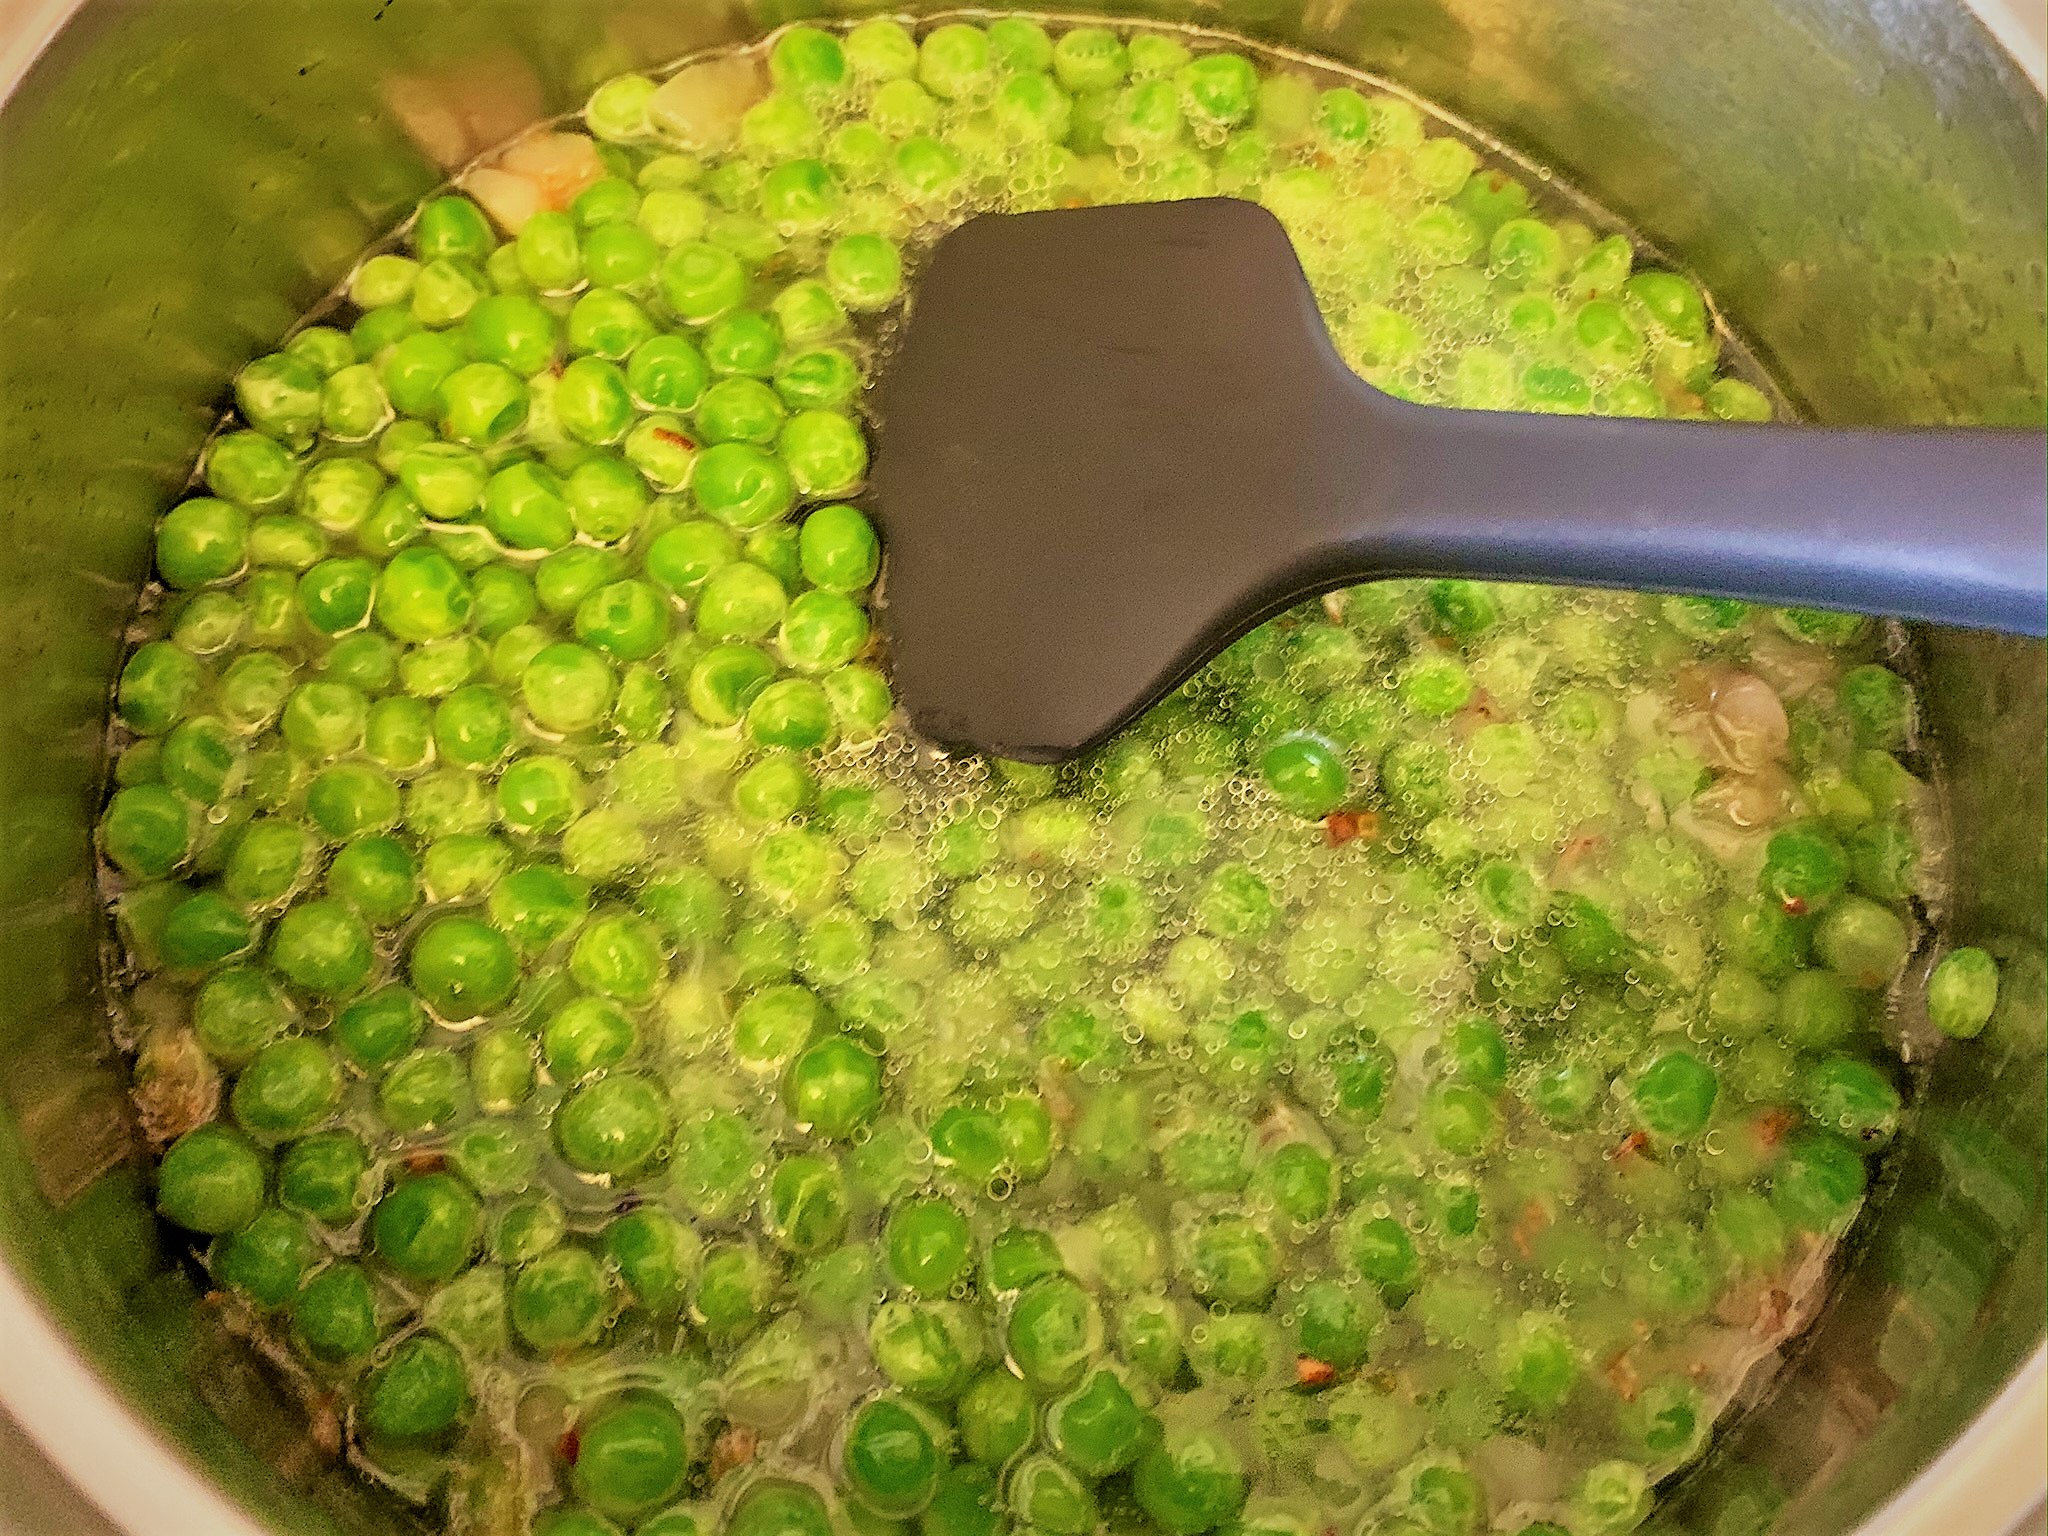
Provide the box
[0,1258,276,1536]
[1969,0,2048,85]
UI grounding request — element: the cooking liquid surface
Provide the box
[93,16,1946,1536]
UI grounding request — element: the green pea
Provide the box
[563,287,654,361]
[1133,1429,1246,1536]
[171,590,248,655]
[570,911,667,1001]
[1927,946,1999,1039]
[439,362,529,446]
[372,1172,483,1282]
[879,1197,969,1296]
[743,678,832,752]
[100,784,193,879]
[626,334,710,411]
[1006,1274,1101,1393]
[363,1334,469,1442]
[328,835,421,926]
[157,498,251,588]
[205,430,300,509]
[265,898,372,995]
[1045,1366,1149,1478]
[1573,1460,1650,1535]
[1186,1213,1280,1306]
[1815,896,1910,989]
[696,1240,777,1342]
[762,1153,849,1256]
[489,863,591,953]
[1708,1189,1787,1274]
[510,1244,611,1351]
[556,1073,669,1175]
[157,1124,267,1234]
[467,1025,535,1114]
[573,1396,691,1520]
[776,346,862,410]
[1801,1055,1902,1148]
[293,1261,380,1362]
[155,888,255,971]
[695,443,798,532]
[543,995,639,1081]
[497,754,587,836]
[233,1037,342,1142]
[334,984,427,1070]
[604,1210,701,1320]
[1631,1050,1718,1139]
[511,208,580,292]
[869,1298,979,1399]
[376,545,473,642]
[728,1482,832,1536]
[1760,824,1849,915]
[379,1046,471,1135]
[118,642,205,736]
[658,241,747,324]
[953,1368,1034,1467]
[785,1035,882,1138]
[193,966,291,1064]
[217,1206,320,1307]
[352,302,420,359]
[522,642,618,734]
[410,914,518,1019]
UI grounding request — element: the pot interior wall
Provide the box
[0,2,2039,1532]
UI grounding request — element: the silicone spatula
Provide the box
[867,197,2047,763]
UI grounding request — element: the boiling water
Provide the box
[95,16,1946,1536]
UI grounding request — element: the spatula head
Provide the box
[870,197,1384,763]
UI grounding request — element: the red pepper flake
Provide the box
[1779,894,1809,916]
[652,427,696,451]
[1604,1351,1642,1402]
[1295,1356,1337,1388]
[556,1428,581,1465]
[1510,1198,1551,1261]
[403,1149,446,1174]
[1754,1108,1797,1149]
[1323,810,1380,848]
[1555,830,1607,874]
[1609,1130,1650,1163]
[711,1426,758,1480]
[1453,690,1504,733]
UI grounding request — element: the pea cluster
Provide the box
[97,17,1996,1536]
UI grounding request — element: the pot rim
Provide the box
[0,1,2041,1533]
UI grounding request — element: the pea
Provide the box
[363,1335,470,1441]
[1928,946,1999,1039]
[511,1245,611,1351]
[844,1396,942,1518]
[885,1197,973,1295]
[372,1173,483,1282]
[293,1262,380,1363]
[1133,1429,1247,1536]
[573,1397,691,1520]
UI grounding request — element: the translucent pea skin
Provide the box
[99,22,1942,1536]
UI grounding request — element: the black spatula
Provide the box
[867,198,2048,764]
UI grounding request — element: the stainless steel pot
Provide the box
[0,3,2039,1533]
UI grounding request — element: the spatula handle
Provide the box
[1363,399,2047,636]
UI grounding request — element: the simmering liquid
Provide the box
[96,17,1949,1536]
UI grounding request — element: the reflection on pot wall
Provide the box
[0,3,2039,1535]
